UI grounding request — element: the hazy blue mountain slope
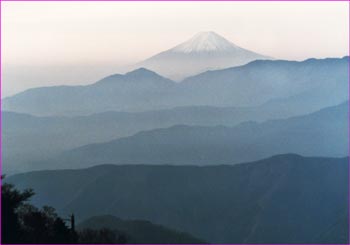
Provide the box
[3,57,348,116]
[77,215,205,244]
[2,68,176,115]
[178,57,348,108]
[32,101,348,170]
[4,98,332,174]
[7,155,349,243]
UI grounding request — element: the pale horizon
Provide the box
[2,1,349,97]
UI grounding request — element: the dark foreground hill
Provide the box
[77,215,205,244]
[7,154,349,243]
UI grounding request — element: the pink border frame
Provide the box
[0,1,348,245]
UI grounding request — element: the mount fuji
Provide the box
[135,31,271,80]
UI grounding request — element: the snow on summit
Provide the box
[134,31,272,80]
[171,31,239,53]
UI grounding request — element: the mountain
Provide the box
[7,154,349,243]
[2,68,176,116]
[27,101,347,171]
[77,215,205,244]
[4,99,330,174]
[177,57,348,108]
[2,57,348,116]
[0,106,271,174]
[135,31,270,80]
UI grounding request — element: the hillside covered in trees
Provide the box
[2,180,204,244]
[7,154,349,243]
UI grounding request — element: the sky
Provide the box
[2,1,349,97]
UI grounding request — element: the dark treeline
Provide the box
[1,179,127,244]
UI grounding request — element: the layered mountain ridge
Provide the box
[15,101,346,172]
[3,57,348,116]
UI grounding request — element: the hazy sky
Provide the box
[2,1,349,97]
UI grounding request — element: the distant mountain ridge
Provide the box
[7,154,349,243]
[5,97,339,174]
[25,101,347,171]
[3,57,348,116]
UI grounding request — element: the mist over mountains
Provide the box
[19,101,345,172]
[2,31,349,244]
[3,57,348,116]
[5,98,347,174]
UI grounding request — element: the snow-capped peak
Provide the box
[171,31,239,53]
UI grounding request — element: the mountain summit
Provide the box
[171,31,240,53]
[135,31,271,80]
